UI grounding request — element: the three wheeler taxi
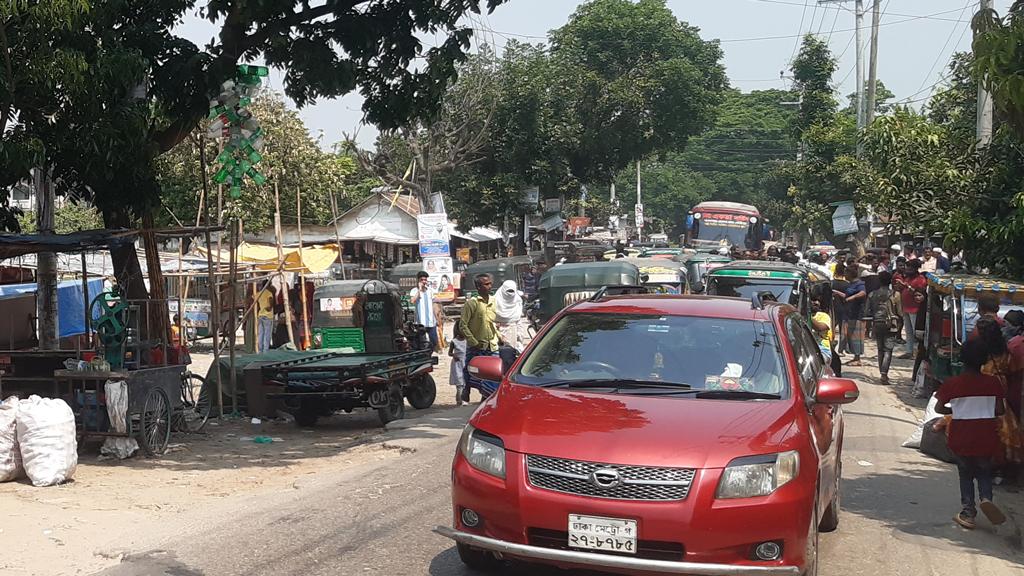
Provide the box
[536,260,643,322]
[624,258,688,294]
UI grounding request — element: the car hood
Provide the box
[471,384,800,469]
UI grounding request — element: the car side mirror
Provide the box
[468,355,504,383]
[815,378,860,405]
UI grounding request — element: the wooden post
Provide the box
[198,134,224,417]
[228,218,239,415]
[274,181,296,347]
[296,186,311,350]
[329,192,347,280]
[81,252,90,347]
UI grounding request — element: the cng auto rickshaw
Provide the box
[463,256,535,298]
[677,253,733,294]
[921,273,1024,399]
[311,280,409,353]
[624,258,688,294]
[706,260,832,324]
[537,261,643,322]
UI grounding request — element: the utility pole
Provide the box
[865,0,882,126]
[819,0,866,154]
[635,160,643,244]
[976,0,995,149]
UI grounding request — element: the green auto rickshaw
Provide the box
[463,256,535,298]
[676,253,733,294]
[311,280,406,353]
[623,258,689,295]
[705,260,832,323]
[537,261,643,322]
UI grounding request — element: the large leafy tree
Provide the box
[548,0,727,184]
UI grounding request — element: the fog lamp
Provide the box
[755,541,782,561]
[461,508,481,528]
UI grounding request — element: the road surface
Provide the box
[92,359,1023,576]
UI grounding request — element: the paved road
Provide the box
[94,358,1023,576]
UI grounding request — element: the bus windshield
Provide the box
[694,222,750,248]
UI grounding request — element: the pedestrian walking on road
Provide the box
[448,324,467,406]
[831,261,850,355]
[866,271,903,385]
[842,268,867,366]
[934,337,1008,530]
[409,271,439,351]
[459,273,499,402]
[895,259,927,358]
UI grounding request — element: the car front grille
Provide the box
[525,454,695,501]
[527,528,685,561]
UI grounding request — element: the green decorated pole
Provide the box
[207,65,269,198]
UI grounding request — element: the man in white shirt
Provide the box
[409,271,438,350]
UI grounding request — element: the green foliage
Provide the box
[17,200,104,233]
[843,80,895,116]
[972,3,1024,136]
[156,91,357,233]
[791,35,837,138]
[549,0,727,184]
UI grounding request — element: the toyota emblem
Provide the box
[590,468,623,489]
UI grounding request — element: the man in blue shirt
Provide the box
[409,271,438,351]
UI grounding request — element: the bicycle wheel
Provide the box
[179,372,212,433]
[138,387,171,457]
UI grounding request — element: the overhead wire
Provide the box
[912,0,976,97]
[789,0,812,64]
[746,0,971,22]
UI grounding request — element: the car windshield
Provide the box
[707,277,799,307]
[513,313,788,398]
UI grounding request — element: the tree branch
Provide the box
[0,20,15,136]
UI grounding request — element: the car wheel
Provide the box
[456,542,502,572]
[805,497,820,576]
[819,464,841,532]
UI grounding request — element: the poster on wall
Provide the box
[417,213,451,257]
[423,256,457,302]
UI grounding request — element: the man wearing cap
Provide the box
[933,247,951,273]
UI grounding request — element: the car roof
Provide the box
[566,294,788,322]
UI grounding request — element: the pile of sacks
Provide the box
[0,395,78,486]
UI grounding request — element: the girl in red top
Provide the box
[936,337,1007,529]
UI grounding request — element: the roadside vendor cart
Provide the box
[922,273,1024,396]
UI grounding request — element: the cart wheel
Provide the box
[178,373,212,433]
[138,387,172,457]
[295,399,319,428]
[406,375,437,409]
[377,383,405,425]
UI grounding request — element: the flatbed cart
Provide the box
[261,349,438,427]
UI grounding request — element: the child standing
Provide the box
[935,337,1008,529]
[449,324,467,406]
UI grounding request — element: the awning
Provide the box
[450,226,503,242]
[342,221,417,244]
[532,215,564,233]
[0,229,137,259]
[195,242,340,275]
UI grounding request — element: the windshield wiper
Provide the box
[690,390,781,400]
[567,379,693,390]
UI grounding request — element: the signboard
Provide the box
[635,204,645,229]
[567,217,591,236]
[318,296,356,314]
[423,256,456,302]
[521,186,540,206]
[543,198,562,214]
[456,247,471,263]
[417,213,451,258]
[831,201,858,236]
[702,212,750,228]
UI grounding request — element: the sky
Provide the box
[178,0,1009,148]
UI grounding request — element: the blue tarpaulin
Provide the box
[0,279,104,338]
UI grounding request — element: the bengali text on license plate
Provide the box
[568,514,637,554]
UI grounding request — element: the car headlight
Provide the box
[716,451,799,499]
[459,425,506,479]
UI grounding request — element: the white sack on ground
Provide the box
[101,380,138,459]
[0,396,23,481]
[17,395,78,486]
[902,394,942,449]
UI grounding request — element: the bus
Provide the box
[682,201,771,252]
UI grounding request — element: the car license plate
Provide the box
[568,514,637,554]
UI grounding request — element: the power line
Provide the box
[746,0,971,22]
[789,0,812,63]
[913,0,975,95]
[826,5,842,42]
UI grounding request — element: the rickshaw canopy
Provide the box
[926,273,1024,305]
[537,261,642,320]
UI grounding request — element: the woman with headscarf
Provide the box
[494,280,526,352]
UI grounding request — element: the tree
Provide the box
[547,0,727,184]
[973,3,1024,136]
[790,35,838,138]
[157,91,356,234]
[844,80,895,117]
[17,200,104,233]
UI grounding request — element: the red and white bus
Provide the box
[683,201,771,252]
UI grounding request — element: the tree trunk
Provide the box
[142,214,170,348]
[103,208,153,340]
[35,167,58,349]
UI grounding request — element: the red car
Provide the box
[436,294,859,575]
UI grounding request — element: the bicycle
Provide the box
[174,368,212,433]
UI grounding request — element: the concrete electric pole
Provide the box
[976,0,995,149]
[819,0,867,154]
[865,0,882,126]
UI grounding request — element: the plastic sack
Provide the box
[16,395,78,486]
[0,396,23,481]
[902,394,943,449]
[100,381,138,460]
[920,417,957,464]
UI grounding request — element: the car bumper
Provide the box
[434,525,801,575]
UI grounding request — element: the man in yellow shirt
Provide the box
[811,298,833,365]
[459,274,499,401]
[256,282,276,353]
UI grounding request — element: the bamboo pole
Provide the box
[228,218,239,415]
[296,186,311,350]
[274,181,296,347]
[329,192,346,280]
[198,134,224,417]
